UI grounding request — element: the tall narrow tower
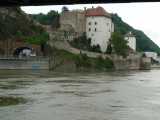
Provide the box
[85,6,114,52]
[124,31,136,51]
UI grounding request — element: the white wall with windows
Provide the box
[86,16,113,52]
[124,36,136,51]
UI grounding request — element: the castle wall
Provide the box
[113,53,142,70]
[50,41,112,59]
[60,11,86,35]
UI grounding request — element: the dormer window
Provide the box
[89,22,91,25]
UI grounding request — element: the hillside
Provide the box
[0,7,45,40]
[110,13,160,55]
[0,7,49,53]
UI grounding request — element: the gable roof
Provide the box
[85,6,111,18]
[124,31,136,37]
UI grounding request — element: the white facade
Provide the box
[86,16,113,52]
[124,31,136,51]
[144,52,157,60]
[125,36,136,51]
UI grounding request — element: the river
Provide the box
[0,69,160,120]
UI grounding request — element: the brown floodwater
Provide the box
[0,69,160,120]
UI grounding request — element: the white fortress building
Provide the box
[60,6,114,53]
[85,6,114,52]
[124,31,136,51]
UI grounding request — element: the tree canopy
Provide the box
[109,32,129,58]
[28,10,60,27]
[62,6,69,12]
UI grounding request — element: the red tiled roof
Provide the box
[85,6,111,18]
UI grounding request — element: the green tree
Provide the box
[109,32,129,58]
[16,30,22,37]
[142,53,146,57]
[92,44,102,53]
[106,43,112,54]
[62,6,69,12]
[28,10,60,26]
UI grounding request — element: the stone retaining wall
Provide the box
[0,60,49,70]
[50,41,112,59]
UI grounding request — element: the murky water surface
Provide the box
[0,69,160,120]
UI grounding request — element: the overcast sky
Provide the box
[21,2,160,47]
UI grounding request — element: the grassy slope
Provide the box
[0,7,45,41]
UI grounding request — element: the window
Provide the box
[92,34,94,36]
[95,22,97,25]
[89,22,91,25]
[107,23,108,25]
[109,29,110,32]
[92,17,94,19]
[95,28,97,31]
[89,28,91,32]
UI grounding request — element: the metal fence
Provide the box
[0,55,49,61]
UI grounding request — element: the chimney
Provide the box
[92,6,94,9]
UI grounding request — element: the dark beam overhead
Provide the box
[1,0,160,6]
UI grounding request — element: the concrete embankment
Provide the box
[0,60,49,70]
[140,57,151,70]
[151,64,160,68]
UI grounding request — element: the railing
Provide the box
[0,55,49,61]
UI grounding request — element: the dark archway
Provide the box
[12,47,36,56]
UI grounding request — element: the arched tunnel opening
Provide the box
[12,47,36,57]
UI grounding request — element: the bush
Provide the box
[94,56,114,69]
[16,30,22,37]
[72,54,92,68]
[12,7,21,14]
[142,53,146,57]
[70,33,93,51]
[17,32,49,52]
[106,43,112,54]
[92,44,102,53]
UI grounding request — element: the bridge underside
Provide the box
[0,0,159,6]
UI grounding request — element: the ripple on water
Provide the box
[0,96,28,107]
[47,79,98,84]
